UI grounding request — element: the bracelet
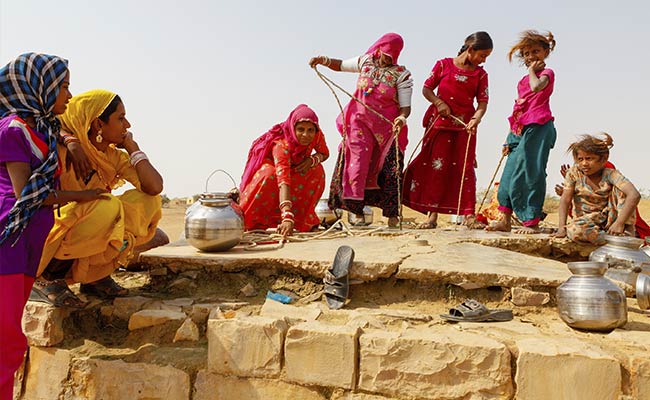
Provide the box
[63,135,80,146]
[129,150,148,167]
[310,154,321,168]
[321,55,331,66]
[282,218,295,225]
[394,115,407,125]
[279,200,293,210]
[281,211,295,219]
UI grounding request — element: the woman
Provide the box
[309,32,413,227]
[32,89,164,306]
[239,104,329,237]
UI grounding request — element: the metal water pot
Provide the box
[185,170,244,252]
[556,261,627,332]
[348,206,373,226]
[590,235,650,287]
[315,198,342,225]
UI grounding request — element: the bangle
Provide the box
[279,200,293,210]
[281,211,295,219]
[310,154,321,168]
[321,55,331,67]
[282,218,295,225]
[129,150,148,166]
[394,115,407,125]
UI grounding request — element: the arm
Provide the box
[552,186,574,238]
[528,62,549,92]
[466,101,487,134]
[423,87,450,117]
[6,161,107,205]
[121,132,164,195]
[309,56,343,72]
[608,182,641,235]
[60,130,93,181]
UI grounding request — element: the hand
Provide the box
[226,188,240,204]
[501,145,510,156]
[435,101,451,117]
[74,188,110,203]
[528,60,546,73]
[308,56,328,68]
[118,131,139,153]
[607,220,627,236]
[551,227,567,238]
[465,117,480,134]
[392,115,406,135]
[277,220,294,237]
[295,157,313,174]
[560,164,570,178]
[65,142,93,182]
[554,184,564,197]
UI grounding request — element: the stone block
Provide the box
[629,356,650,400]
[22,302,71,347]
[331,389,397,399]
[67,358,189,400]
[511,287,550,306]
[358,328,513,399]
[22,347,72,400]
[260,298,322,323]
[515,338,621,400]
[207,316,287,378]
[173,318,200,342]
[128,309,187,330]
[194,370,326,400]
[112,295,153,320]
[285,321,359,389]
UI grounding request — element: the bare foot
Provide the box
[416,221,437,229]
[485,219,511,232]
[512,225,541,234]
[387,217,400,228]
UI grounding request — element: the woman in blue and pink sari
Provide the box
[310,33,413,227]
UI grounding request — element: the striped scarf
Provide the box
[0,53,69,244]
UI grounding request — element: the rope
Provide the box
[312,66,405,229]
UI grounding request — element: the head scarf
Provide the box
[366,32,404,64]
[59,89,126,189]
[0,52,69,244]
[240,104,321,191]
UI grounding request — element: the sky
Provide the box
[1,0,649,199]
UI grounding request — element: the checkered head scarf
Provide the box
[0,52,69,244]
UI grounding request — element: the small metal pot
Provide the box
[450,214,465,225]
[556,261,627,332]
[315,198,342,225]
[348,206,373,226]
[636,273,650,310]
[590,235,650,272]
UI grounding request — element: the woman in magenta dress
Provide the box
[402,32,493,228]
[239,104,329,237]
[309,33,413,227]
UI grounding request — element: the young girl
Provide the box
[487,30,556,234]
[0,53,105,399]
[553,133,640,244]
[402,32,492,228]
[309,33,412,228]
[240,104,329,237]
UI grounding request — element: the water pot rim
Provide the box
[567,261,608,276]
[604,234,645,249]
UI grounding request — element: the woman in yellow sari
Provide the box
[32,89,163,306]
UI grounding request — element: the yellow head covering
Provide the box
[59,89,125,189]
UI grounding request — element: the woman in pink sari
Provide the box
[309,33,413,227]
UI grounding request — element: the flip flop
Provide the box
[324,245,355,310]
[440,299,513,322]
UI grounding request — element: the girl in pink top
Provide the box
[488,30,557,234]
[402,32,492,228]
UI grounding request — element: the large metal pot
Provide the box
[636,273,650,310]
[185,170,244,252]
[590,235,650,271]
[315,198,342,225]
[348,206,373,226]
[556,261,627,332]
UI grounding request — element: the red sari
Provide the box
[403,58,489,215]
[239,105,329,232]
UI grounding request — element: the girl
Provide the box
[402,32,493,228]
[34,89,165,304]
[553,133,640,244]
[0,53,105,399]
[309,32,413,228]
[487,30,557,234]
[240,104,329,237]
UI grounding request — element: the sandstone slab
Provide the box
[128,309,187,330]
[112,295,154,320]
[173,318,200,342]
[515,337,621,400]
[260,298,322,322]
[285,321,360,389]
[22,302,71,347]
[194,371,326,400]
[207,316,287,377]
[358,327,513,399]
[511,287,551,306]
[22,347,71,400]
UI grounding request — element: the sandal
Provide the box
[29,279,87,308]
[324,245,355,310]
[416,222,437,229]
[80,276,128,299]
[440,299,513,322]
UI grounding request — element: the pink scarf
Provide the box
[366,32,404,64]
[240,104,321,191]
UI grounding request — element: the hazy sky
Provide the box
[1,0,648,199]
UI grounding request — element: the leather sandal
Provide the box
[80,276,128,299]
[324,245,355,310]
[440,299,513,322]
[29,279,87,309]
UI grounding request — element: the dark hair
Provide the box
[458,31,493,55]
[97,94,122,123]
[508,30,556,63]
[568,132,613,161]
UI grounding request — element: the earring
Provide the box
[96,129,103,143]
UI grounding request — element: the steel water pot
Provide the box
[185,170,244,252]
[590,235,650,271]
[315,198,342,225]
[348,206,373,226]
[556,261,627,332]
